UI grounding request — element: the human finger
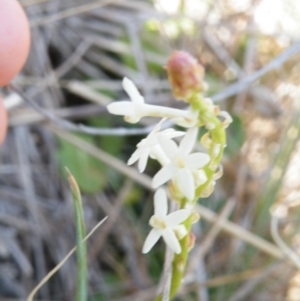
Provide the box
[0,0,31,87]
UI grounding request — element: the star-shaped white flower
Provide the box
[142,188,190,254]
[107,77,198,126]
[152,127,210,201]
[128,119,185,172]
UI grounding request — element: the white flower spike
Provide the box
[142,188,190,254]
[127,118,185,172]
[107,77,198,126]
[152,127,210,201]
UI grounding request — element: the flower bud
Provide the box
[192,169,207,188]
[166,51,205,102]
[169,180,184,203]
[173,225,188,240]
[187,233,196,252]
[191,211,200,224]
[200,181,215,198]
[213,144,221,158]
[218,111,233,128]
[201,132,213,149]
[213,165,223,180]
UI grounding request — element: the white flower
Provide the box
[127,119,185,172]
[152,127,210,201]
[142,189,190,254]
[107,77,197,126]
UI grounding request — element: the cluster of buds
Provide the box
[107,51,232,255]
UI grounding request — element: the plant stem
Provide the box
[67,169,87,301]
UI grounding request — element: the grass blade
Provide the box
[66,168,87,301]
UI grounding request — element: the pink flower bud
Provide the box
[187,232,196,252]
[166,51,205,101]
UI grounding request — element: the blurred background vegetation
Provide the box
[1,0,300,300]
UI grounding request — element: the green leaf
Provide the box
[66,169,87,301]
[57,134,106,194]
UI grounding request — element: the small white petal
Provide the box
[148,106,191,119]
[107,101,137,116]
[122,77,144,104]
[175,169,195,201]
[179,127,198,156]
[162,228,181,254]
[165,209,191,228]
[172,109,199,128]
[142,229,161,253]
[158,135,178,160]
[152,164,178,188]
[162,129,185,139]
[153,118,167,133]
[138,148,150,173]
[185,153,210,170]
[154,188,168,216]
[125,115,141,123]
[150,145,171,166]
[127,149,142,166]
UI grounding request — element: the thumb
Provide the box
[0,0,31,86]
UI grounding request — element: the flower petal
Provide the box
[185,153,210,170]
[122,77,144,104]
[175,168,195,201]
[142,229,161,253]
[138,148,150,173]
[127,148,142,166]
[179,126,198,156]
[152,164,177,188]
[162,129,185,139]
[107,101,137,116]
[158,135,178,160]
[165,209,191,228]
[124,115,141,124]
[172,109,199,128]
[162,228,181,254]
[152,118,166,134]
[154,188,168,216]
[150,145,171,166]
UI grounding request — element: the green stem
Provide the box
[169,211,193,299]
[67,169,87,301]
